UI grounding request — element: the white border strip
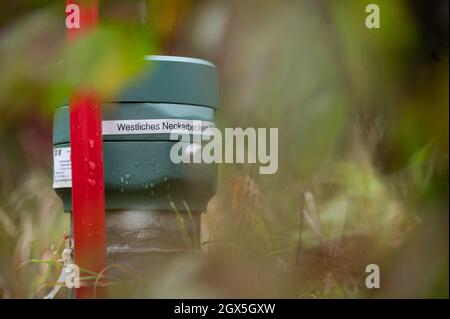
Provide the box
[144,55,216,68]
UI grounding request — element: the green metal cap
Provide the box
[116,55,219,108]
[53,55,219,213]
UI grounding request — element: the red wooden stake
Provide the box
[66,0,107,298]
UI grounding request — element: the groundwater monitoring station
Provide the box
[52,55,219,293]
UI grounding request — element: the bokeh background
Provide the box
[0,0,448,298]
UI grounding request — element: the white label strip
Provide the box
[102,119,215,135]
[53,147,72,188]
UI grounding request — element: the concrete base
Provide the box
[105,210,201,277]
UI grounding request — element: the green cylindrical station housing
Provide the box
[52,56,219,214]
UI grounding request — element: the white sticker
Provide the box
[102,119,214,135]
[53,147,72,188]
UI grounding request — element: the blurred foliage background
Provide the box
[0,0,448,298]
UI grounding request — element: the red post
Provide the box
[66,0,107,298]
